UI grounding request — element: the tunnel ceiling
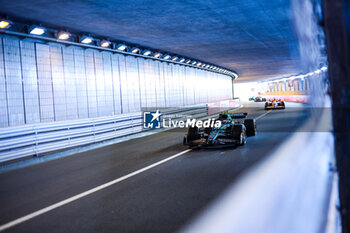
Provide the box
[0,0,303,82]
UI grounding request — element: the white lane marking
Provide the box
[254,110,272,120]
[0,149,192,232]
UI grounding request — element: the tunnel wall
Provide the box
[0,35,233,128]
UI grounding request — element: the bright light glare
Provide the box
[117,44,126,51]
[234,82,259,100]
[101,40,111,47]
[321,66,328,71]
[29,27,45,35]
[179,58,185,63]
[0,20,10,29]
[186,60,191,64]
[81,36,93,44]
[58,32,70,40]
[143,50,151,56]
[131,48,139,53]
[164,55,170,60]
[154,53,161,58]
[172,57,178,61]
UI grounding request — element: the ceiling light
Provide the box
[101,40,111,48]
[172,56,178,61]
[0,19,11,29]
[206,65,210,68]
[154,52,161,58]
[179,58,185,63]
[131,47,140,53]
[80,35,93,44]
[28,25,46,35]
[163,54,171,60]
[192,61,197,65]
[321,66,328,71]
[143,50,151,56]
[186,60,191,64]
[196,62,202,66]
[116,44,127,51]
[58,31,71,40]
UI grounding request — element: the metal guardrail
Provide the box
[0,106,209,163]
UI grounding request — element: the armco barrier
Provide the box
[0,106,209,164]
[0,99,241,164]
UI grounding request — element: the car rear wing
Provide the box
[231,113,248,118]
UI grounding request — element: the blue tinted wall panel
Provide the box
[62,46,78,120]
[155,61,166,108]
[73,47,88,118]
[125,56,140,113]
[118,55,129,113]
[0,35,233,128]
[20,40,40,124]
[137,58,147,109]
[85,49,98,117]
[111,54,121,114]
[50,44,67,121]
[0,37,8,127]
[94,51,108,116]
[36,43,54,122]
[3,37,25,126]
[102,52,115,116]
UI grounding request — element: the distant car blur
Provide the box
[264,99,285,110]
[249,96,267,102]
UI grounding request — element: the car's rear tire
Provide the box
[187,126,200,142]
[281,101,285,109]
[265,102,269,110]
[244,119,256,136]
[232,125,246,146]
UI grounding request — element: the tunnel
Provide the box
[0,0,348,232]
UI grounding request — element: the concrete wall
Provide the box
[0,35,233,128]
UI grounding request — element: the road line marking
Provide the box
[254,110,272,120]
[0,149,192,232]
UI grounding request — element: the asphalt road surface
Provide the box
[0,102,309,233]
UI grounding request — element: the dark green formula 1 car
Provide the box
[183,112,256,148]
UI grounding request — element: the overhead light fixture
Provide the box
[179,58,185,63]
[143,50,151,56]
[100,40,111,48]
[206,65,210,68]
[321,66,328,71]
[131,47,140,54]
[116,44,127,51]
[154,52,161,58]
[192,61,197,65]
[58,31,71,40]
[186,60,191,64]
[0,19,11,29]
[172,56,178,61]
[80,35,93,44]
[28,25,46,35]
[163,54,171,60]
[196,62,202,66]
